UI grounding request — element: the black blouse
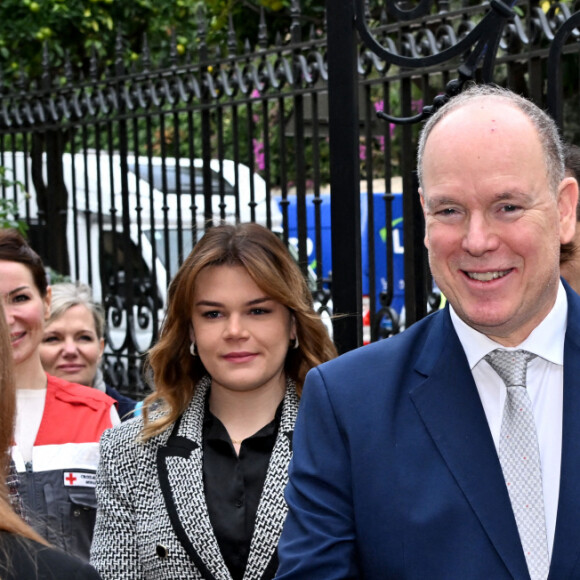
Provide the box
[202,400,282,580]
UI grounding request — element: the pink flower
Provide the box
[359,143,367,161]
[253,139,265,171]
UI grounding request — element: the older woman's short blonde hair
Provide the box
[47,282,105,339]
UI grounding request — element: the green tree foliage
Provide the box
[205,0,325,47]
[0,0,325,82]
[0,0,205,79]
[0,168,29,236]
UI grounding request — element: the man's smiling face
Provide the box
[420,97,577,346]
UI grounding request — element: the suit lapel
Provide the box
[409,309,530,579]
[549,282,580,578]
[157,376,231,580]
[244,381,299,580]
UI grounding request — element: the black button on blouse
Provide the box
[202,400,282,580]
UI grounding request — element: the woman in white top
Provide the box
[0,298,102,579]
[0,229,119,562]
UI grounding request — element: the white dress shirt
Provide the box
[450,281,567,557]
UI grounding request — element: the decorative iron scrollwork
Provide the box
[547,9,580,127]
[355,0,520,124]
[354,0,580,126]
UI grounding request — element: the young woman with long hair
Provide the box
[91,223,337,580]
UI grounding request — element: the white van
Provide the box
[1,151,285,351]
[126,155,282,280]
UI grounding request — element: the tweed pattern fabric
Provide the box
[91,376,299,580]
[91,400,194,580]
[485,349,549,580]
[163,376,229,579]
[6,457,26,520]
[245,384,298,580]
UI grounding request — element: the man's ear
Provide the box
[419,189,429,250]
[559,177,579,245]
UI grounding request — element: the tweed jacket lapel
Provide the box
[157,377,299,580]
[158,376,230,580]
[244,381,299,580]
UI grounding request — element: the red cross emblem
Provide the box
[65,473,77,485]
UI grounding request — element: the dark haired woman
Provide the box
[0,229,119,562]
[0,299,102,579]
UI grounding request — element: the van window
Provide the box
[128,162,235,197]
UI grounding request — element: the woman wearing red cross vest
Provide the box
[0,229,119,562]
[0,298,102,578]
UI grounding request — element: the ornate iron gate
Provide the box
[327,0,580,352]
[1,0,580,395]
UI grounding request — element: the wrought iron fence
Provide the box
[0,0,579,396]
[327,0,580,351]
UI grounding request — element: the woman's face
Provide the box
[40,304,104,386]
[0,260,51,369]
[190,264,295,399]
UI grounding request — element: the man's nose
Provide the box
[461,214,500,256]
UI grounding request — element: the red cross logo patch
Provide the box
[63,472,96,488]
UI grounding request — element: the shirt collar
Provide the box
[450,281,568,369]
[203,394,283,443]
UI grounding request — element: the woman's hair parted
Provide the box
[141,223,337,440]
[0,229,48,297]
[47,282,105,339]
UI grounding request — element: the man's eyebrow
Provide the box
[423,196,456,210]
[425,190,533,209]
[493,191,534,202]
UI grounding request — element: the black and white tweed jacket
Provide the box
[90,377,299,580]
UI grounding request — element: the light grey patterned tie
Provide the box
[485,349,549,580]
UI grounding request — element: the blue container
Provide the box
[279,192,406,316]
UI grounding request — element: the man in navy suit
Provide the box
[276,84,580,580]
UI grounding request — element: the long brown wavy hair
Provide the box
[141,223,337,440]
[0,301,48,545]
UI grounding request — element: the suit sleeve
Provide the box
[90,428,143,580]
[276,366,360,579]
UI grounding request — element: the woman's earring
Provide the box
[190,342,197,357]
[292,336,299,350]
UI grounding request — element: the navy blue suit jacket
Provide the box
[277,282,580,579]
